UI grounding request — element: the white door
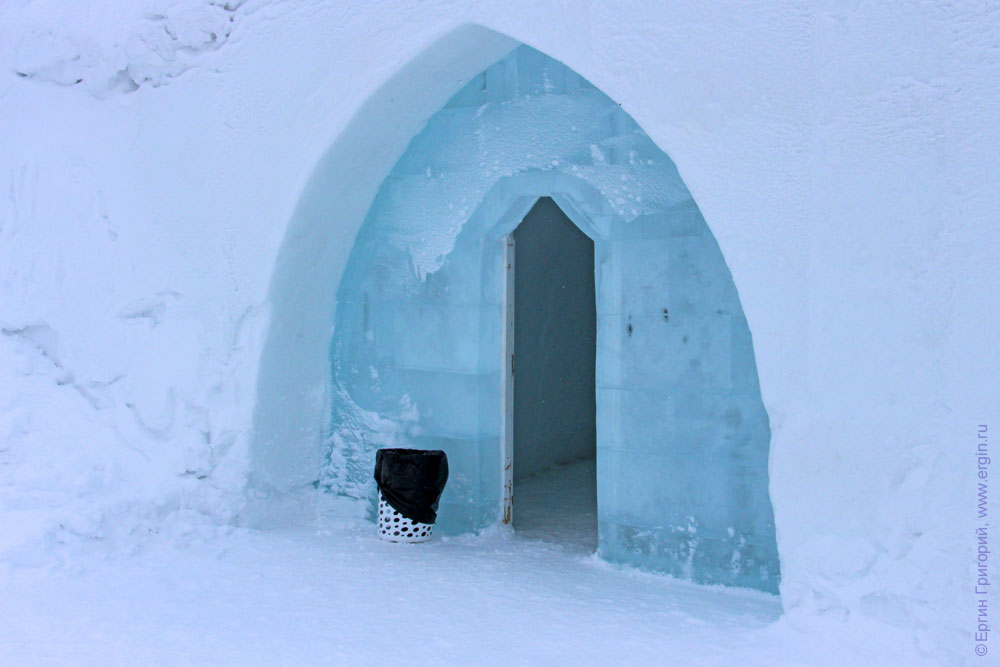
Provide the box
[500,234,515,524]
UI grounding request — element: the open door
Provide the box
[501,233,515,525]
[501,197,597,551]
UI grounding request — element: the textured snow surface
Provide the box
[0,519,933,666]
[4,0,249,95]
[1,0,998,664]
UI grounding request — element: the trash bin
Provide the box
[374,448,449,543]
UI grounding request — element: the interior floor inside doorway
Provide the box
[514,457,597,554]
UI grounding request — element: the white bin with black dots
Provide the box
[377,491,433,542]
[373,448,449,544]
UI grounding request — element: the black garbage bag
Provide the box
[374,448,449,524]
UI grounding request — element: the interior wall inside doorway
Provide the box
[512,198,596,481]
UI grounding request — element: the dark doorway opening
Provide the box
[511,197,597,553]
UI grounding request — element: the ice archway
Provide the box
[254,33,779,593]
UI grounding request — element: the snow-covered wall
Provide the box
[1,1,996,662]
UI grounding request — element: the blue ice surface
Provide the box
[324,46,780,593]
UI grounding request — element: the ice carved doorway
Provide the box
[505,198,597,553]
[320,44,781,593]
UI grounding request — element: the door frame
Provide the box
[500,233,515,524]
[496,193,598,528]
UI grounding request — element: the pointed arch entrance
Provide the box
[508,197,597,552]
[255,37,780,593]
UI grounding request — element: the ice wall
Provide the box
[325,47,779,592]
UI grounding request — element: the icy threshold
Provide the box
[514,458,598,554]
[0,525,929,665]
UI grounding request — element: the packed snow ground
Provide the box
[0,522,932,666]
[0,461,932,665]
